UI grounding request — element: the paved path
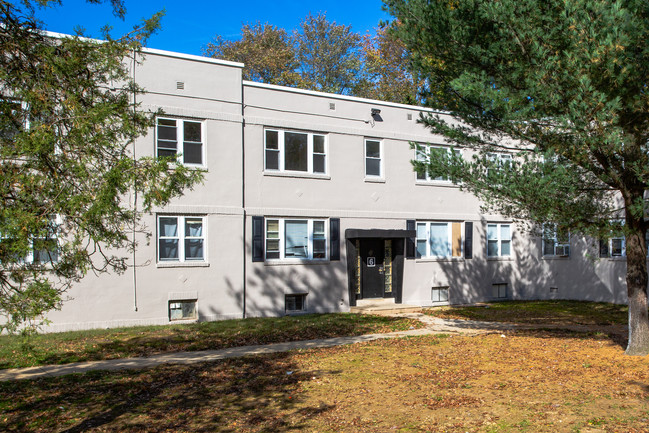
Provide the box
[0,314,622,381]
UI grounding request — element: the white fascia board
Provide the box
[243,80,449,115]
[41,30,244,69]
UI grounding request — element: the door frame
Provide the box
[344,228,415,307]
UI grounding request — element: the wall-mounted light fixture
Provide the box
[371,108,381,116]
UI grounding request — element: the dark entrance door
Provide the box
[360,238,385,298]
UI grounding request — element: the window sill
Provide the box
[415,180,460,188]
[542,256,571,260]
[415,257,464,263]
[157,262,210,268]
[263,171,330,180]
[364,176,385,183]
[604,256,627,261]
[487,256,513,261]
[264,259,330,266]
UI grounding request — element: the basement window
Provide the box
[492,283,508,299]
[431,286,449,303]
[285,294,307,313]
[169,300,197,321]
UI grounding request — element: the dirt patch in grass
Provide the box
[425,300,629,326]
[2,330,648,432]
[0,313,423,369]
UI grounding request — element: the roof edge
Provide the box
[41,30,244,69]
[243,80,448,114]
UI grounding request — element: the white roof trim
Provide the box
[142,47,244,68]
[41,30,244,69]
[243,80,448,114]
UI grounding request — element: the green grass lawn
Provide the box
[424,300,629,326]
[0,313,423,370]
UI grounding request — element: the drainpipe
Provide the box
[131,49,138,312]
[241,78,246,318]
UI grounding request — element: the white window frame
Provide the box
[415,221,464,259]
[542,224,571,257]
[264,128,328,175]
[156,117,205,167]
[487,223,512,257]
[157,215,207,263]
[1,215,60,265]
[487,152,512,177]
[415,145,461,183]
[265,218,328,261]
[364,138,383,179]
[610,236,626,257]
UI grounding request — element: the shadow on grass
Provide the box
[1,353,338,433]
[0,314,422,370]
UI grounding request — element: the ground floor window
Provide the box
[266,218,327,260]
[285,294,306,312]
[415,221,463,258]
[158,215,205,262]
[487,223,512,257]
[169,300,197,320]
[542,224,570,257]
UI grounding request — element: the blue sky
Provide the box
[34,0,393,56]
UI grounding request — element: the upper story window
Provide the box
[487,223,512,257]
[158,215,205,262]
[415,221,463,259]
[487,153,512,177]
[264,129,327,175]
[365,139,383,178]
[265,218,328,261]
[156,117,204,166]
[542,224,570,257]
[415,145,460,182]
[0,99,23,141]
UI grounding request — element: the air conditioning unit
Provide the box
[555,245,570,257]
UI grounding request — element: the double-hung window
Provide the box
[264,129,327,174]
[415,145,460,182]
[487,223,512,257]
[0,215,60,265]
[158,216,206,262]
[265,218,327,260]
[487,153,512,178]
[542,224,570,257]
[415,221,463,259]
[365,139,383,178]
[156,117,204,166]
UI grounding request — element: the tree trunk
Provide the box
[624,219,649,356]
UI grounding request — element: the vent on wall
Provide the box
[329,102,336,110]
[176,81,185,90]
[407,113,413,121]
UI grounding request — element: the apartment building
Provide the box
[42,46,629,332]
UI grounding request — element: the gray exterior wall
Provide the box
[39,46,632,332]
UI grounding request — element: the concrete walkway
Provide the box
[0,313,618,381]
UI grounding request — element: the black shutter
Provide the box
[330,218,340,261]
[252,216,264,262]
[464,222,473,259]
[599,238,609,258]
[406,219,416,259]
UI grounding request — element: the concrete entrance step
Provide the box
[351,298,421,315]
